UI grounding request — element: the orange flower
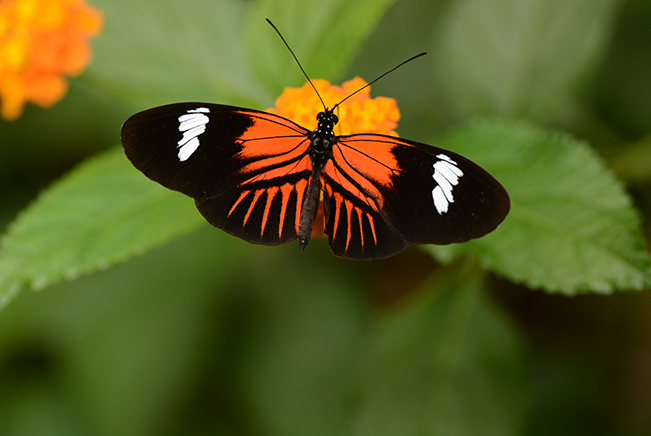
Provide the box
[266,77,401,136]
[0,0,102,120]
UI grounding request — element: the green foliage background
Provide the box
[1,0,650,434]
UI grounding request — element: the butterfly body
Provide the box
[299,110,339,249]
[121,102,509,260]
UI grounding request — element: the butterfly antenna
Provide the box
[332,52,427,110]
[266,19,327,111]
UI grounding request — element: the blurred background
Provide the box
[1,0,650,435]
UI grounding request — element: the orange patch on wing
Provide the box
[337,135,399,188]
[228,190,250,217]
[277,182,295,239]
[260,186,279,238]
[243,189,264,227]
[238,140,311,177]
[238,133,307,158]
[344,198,353,251]
[331,189,343,238]
[356,207,364,248]
[240,156,309,186]
[366,212,378,245]
[236,114,306,158]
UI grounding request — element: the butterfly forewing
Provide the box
[121,103,314,245]
[121,103,310,200]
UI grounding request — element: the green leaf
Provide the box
[89,0,396,109]
[88,0,268,107]
[429,120,651,295]
[433,0,619,123]
[352,266,527,436]
[246,0,397,94]
[0,147,205,310]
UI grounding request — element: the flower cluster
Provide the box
[266,77,400,136]
[0,0,102,120]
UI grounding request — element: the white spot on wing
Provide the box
[432,186,449,214]
[436,153,455,164]
[431,154,464,214]
[177,107,210,161]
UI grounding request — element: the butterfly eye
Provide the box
[317,112,325,122]
[331,114,339,124]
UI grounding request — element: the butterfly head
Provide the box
[316,111,338,131]
[310,110,339,164]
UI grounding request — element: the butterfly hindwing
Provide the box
[196,170,310,245]
[121,102,314,245]
[321,170,410,259]
[321,134,509,258]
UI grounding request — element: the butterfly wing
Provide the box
[121,103,313,244]
[321,134,510,259]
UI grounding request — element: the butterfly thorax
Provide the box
[308,110,338,171]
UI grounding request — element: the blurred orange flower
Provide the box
[0,0,102,120]
[266,77,401,136]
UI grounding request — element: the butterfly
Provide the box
[120,21,509,261]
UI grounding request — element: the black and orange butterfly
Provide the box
[120,21,509,260]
